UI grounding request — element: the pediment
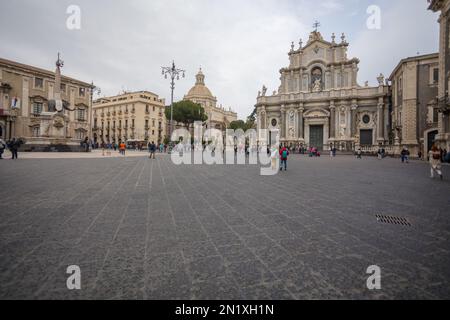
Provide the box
[302,39,332,53]
[29,95,48,102]
[304,108,330,118]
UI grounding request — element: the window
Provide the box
[145,120,149,128]
[146,105,149,113]
[362,115,370,124]
[60,83,66,92]
[153,106,155,112]
[125,120,128,128]
[32,126,40,137]
[79,87,86,97]
[34,77,44,89]
[33,102,43,115]
[433,108,439,123]
[76,130,85,140]
[77,109,86,121]
[152,130,155,135]
[433,68,439,84]
[152,119,155,127]
[132,119,135,128]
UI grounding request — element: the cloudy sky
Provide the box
[0,0,439,119]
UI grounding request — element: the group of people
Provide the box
[0,138,23,160]
[308,147,321,157]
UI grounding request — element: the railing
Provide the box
[359,146,397,154]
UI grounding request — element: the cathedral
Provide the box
[184,69,237,131]
[255,30,390,151]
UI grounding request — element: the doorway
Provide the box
[309,125,324,150]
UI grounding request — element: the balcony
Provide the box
[437,94,450,115]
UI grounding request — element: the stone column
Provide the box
[377,103,384,142]
[351,105,358,137]
[10,118,16,138]
[346,106,352,139]
[280,106,286,140]
[5,118,11,140]
[329,105,336,139]
[298,107,304,140]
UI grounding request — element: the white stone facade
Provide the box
[255,31,390,151]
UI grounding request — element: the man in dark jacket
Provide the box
[8,138,20,160]
[148,141,156,159]
[279,145,289,171]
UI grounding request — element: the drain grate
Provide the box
[376,215,411,226]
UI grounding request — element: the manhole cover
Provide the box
[376,215,411,226]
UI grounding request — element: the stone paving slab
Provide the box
[0,155,449,299]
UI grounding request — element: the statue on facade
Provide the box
[377,73,385,86]
[261,85,267,97]
[312,79,322,92]
[311,67,323,92]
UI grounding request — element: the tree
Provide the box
[165,100,208,128]
[229,120,247,131]
[228,107,257,131]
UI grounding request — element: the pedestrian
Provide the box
[8,138,20,160]
[356,148,362,159]
[119,141,126,156]
[279,145,289,171]
[418,150,423,160]
[429,145,443,180]
[377,148,383,160]
[401,147,409,163]
[148,141,156,159]
[0,138,6,159]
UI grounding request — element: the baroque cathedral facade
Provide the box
[255,30,390,151]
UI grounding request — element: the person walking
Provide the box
[8,138,20,160]
[356,148,362,159]
[0,138,6,159]
[429,145,443,180]
[279,145,289,171]
[148,141,156,159]
[119,141,126,156]
[401,147,410,163]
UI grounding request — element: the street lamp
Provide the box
[161,61,185,142]
[89,81,101,147]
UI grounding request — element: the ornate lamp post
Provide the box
[89,82,101,146]
[161,61,185,140]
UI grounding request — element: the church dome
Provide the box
[186,68,214,99]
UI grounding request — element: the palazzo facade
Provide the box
[255,31,390,151]
[0,56,92,151]
[428,0,450,151]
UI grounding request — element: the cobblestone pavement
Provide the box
[0,155,449,300]
[1,149,150,159]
